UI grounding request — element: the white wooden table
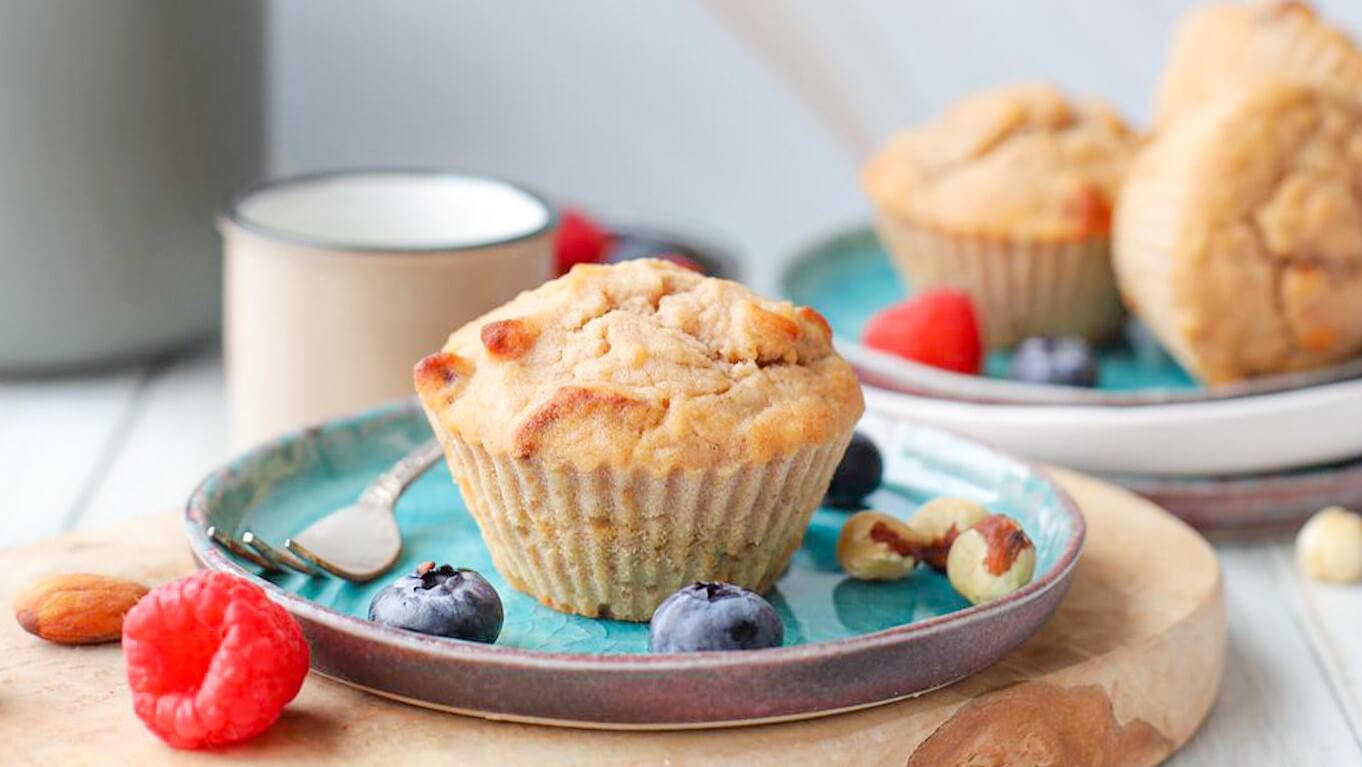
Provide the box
[3,343,1360,764]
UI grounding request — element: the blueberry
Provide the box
[648,582,784,652]
[368,562,503,643]
[824,432,883,509]
[1008,337,1099,388]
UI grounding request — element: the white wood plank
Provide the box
[1275,541,1362,745]
[74,347,227,530]
[0,366,146,547]
[1168,543,1362,765]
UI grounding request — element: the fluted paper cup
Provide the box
[432,433,852,622]
[872,211,1124,348]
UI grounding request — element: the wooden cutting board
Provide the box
[0,469,1224,766]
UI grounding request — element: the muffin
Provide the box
[414,259,864,621]
[1114,82,1362,384]
[863,84,1137,347]
[1154,1,1362,130]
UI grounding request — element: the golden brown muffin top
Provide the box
[1154,1,1362,129]
[415,259,864,471]
[1115,81,1362,384]
[862,84,1136,241]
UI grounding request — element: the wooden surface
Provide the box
[4,455,1222,765]
[2,346,1361,764]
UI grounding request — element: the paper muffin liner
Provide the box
[1110,167,1203,380]
[871,210,1125,348]
[432,432,853,622]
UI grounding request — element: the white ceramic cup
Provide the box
[221,170,555,450]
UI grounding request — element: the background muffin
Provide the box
[1115,82,1362,384]
[1154,1,1362,130]
[415,259,864,621]
[863,84,1137,347]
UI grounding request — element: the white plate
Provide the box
[864,379,1362,477]
[784,226,1362,407]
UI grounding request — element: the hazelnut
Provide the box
[946,515,1036,604]
[836,511,924,581]
[1296,506,1362,584]
[908,497,989,571]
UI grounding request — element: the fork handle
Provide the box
[359,439,445,507]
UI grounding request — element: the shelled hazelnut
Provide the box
[908,497,989,572]
[1296,507,1362,584]
[836,511,924,581]
[946,515,1036,604]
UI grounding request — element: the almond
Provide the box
[12,573,149,645]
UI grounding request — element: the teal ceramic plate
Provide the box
[186,400,1083,728]
[783,226,1362,406]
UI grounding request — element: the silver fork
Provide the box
[208,440,444,583]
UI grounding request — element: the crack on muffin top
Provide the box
[1117,82,1362,383]
[415,259,863,470]
[1232,89,1362,373]
[1154,1,1362,130]
[863,84,1136,240]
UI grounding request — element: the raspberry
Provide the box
[554,208,612,275]
[122,571,309,749]
[863,290,983,374]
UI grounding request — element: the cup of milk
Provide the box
[220,169,554,450]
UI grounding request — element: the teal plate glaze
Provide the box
[186,400,1084,727]
[782,226,1362,406]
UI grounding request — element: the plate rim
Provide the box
[861,379,1362,477]
[783,223,1362,407]
[185,397,1085,674]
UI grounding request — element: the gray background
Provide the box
[267,0,1362,289]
